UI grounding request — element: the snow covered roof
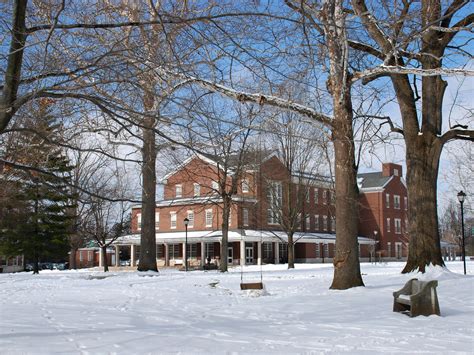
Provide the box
[114,230,375,245]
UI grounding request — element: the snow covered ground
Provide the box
[1,261,473,354]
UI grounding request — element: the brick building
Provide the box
[104,153,380,269]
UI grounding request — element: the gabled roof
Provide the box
[357,172,392,189]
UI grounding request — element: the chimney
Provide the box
[382,163,402,177]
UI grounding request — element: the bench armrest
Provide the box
[393,278,418,298]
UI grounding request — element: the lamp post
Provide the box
[457,191,466,275]
[373,230,378,264]
[184,217,189,272]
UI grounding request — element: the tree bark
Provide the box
[322,0,364,289]
[287,233,295,269]
[102,245,109,272]
[69,247,77,269]
[220,197,230,272]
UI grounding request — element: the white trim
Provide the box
[170,211,177,229]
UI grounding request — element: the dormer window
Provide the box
[175,184,182,198]
[242,179,250,193]
[211,181,219,192]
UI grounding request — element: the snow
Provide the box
[1,261,473,354]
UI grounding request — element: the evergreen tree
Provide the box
[0,100,75,273]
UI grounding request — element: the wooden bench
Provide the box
[393,278,440,317]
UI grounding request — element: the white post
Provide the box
[182,242,186,266]
[131,244,136,266]
[274,242,280,264]
[165,244,169,266]
[115,245,120,267]
[240,239,246,266]
[257,241,262,265]
[201,242,205,267]
[99,248,103,268]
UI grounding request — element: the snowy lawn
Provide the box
[0,261,473,354]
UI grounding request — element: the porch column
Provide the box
[131,244,136,266]
[240,239,246,266]
[201,242,205,267]
[164,244,169,266]
[274,242,280,264]
[182,242,187,267]
[115,245,120,267]
[99,248,103,268]
[257,241,262,265]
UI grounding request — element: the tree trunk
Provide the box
[33,256,39,274]
[322,0,364,289]
[138,105,158,272]
[287,233,295,269]
[402,139,444,273]
[102,245,109,272]
[220,198,230,272]
[69,247,77,269]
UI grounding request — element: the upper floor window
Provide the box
[323,215,328,231]
[386,217,391,232]
[205,209,213,227]
[243,208,249,227]
[314,188,319,204]
[305,188,310,203]
[404,197,408,210]
[170,212,177,229]
[211,181,219,192]
[242,179,250,193]
[394,218,401,234]
[187,210,194,228]
[175,184,182,198]
[331,216,336,232]
[267,181,283,208]
[305,214,311,229]
[394,195,400,209]
[314,215,320,230]
[193,183,200,197]
[137,213,142,231]
[330,192,335,205]
[385,193,390,208]
[322,190,328,205]
[155,212,160,230]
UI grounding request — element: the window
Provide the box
[387,242,391,257]
[187,210,194,228]
[267,181,282,225]
[315,244,320,258]
[170,212,177,229]
[394,195,400,209]
[323,215,328,231]
[205,209,213,227]
[314,188,319,204]
[267,209,280,225]
[385,194,390,208]
[205,243,214,258]
[394,218,402,234]
[314,215,320,230]
[242,179,250,193]
[386,218,391,232]
[305,214,311,229]
[243,208,249,227]
[168,244,180,259]
[331,216,336,232]
[394,168,399,176]
[324,244,329,258]
[263,242,273,259]
[175,184,182,198]
[88,251,93,262]
[193,183,200,197]
[137,213,142,231]
[396,243,402,259]
[322,190,327,205]
[186,244,197,259]
[305,188,310,203]
[155,212,160,230]
[211,181,219,192]
[330,192,335,205]
[79,251,83,262]
[156,244,164,258]
[404,197,408,210]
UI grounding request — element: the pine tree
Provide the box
[0,100,75,273]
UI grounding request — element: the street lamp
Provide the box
[184,217,189,272]
[457,191,466,275]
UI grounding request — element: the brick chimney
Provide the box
[382,163,402,177]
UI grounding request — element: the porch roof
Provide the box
[113,230,375,245]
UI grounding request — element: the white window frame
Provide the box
[386,217,391,232]
[175,184,182,198]
[155,212,160,230]
[186,243,197,259]
[322,190,327,205]
[315,244,320,258]
[205,209,213,227]
[187,210,194,228]
[193,183,200,197]
[79,251,83,262]
[385,193,390,208]
[263,242,273,259]
[88,251,93,262]
[242,179,250,193]
[211,181,219,192]
[305,214,311,229]
[387,242,391,257]
[243,208,249,227]
[323,215,328,231]
[137,213,142,231]
[305,188,310,203]
[331,216,336,232]
[314,188,319,204]
[170,211,177,229]
[395,242,402,259]
[394,195,401,209]
[314,215,319,230]
[168,244,180,260]
[394,218,402,234]
[324,244,329,258]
